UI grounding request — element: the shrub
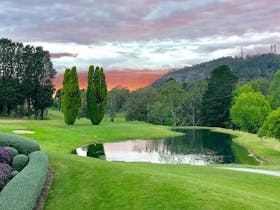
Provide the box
[0,163,12,191]
[258,108,280,139]
[0,151,48,210]
[0,133,40,155]
[12,154,29,171]
[11,170,19,177]
[0,148,13,165]
[4,147,19,157]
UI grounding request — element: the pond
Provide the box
[76,129,260,165]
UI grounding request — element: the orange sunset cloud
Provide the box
[54,69,172,91]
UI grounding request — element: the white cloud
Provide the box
[26,31,280,72]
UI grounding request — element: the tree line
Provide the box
[87,64,280,140]
[54,63,280,140]
[0,38,56,119]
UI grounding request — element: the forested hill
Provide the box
[152,53,280,87]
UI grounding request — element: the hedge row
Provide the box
[0,133,40,155]
[0,151,48,210]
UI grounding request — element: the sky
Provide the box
[1,0,280,89]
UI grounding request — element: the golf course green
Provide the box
[1,110,280,210]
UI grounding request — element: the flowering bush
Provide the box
[0,147,13,165]
[0,163,12,190]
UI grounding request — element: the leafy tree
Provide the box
[107,85,130,122]
[234,84,256,100]
[125,87,157,122]
[33,84,54,120]
[0,38,56,118]
[258,108,280,139]
[87,66,107,125]
[147,101,171,125]
[62,67,80,125]
[181,81,207,126]
[250,78,270,96]
[269,70,280,109]
[158,80,186,126]
[32,47,56,119]
[230,92,271,133]
[201,65,238,127]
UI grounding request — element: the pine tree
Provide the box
[87,66,107,125]
[62,67,80,125]
[201,65,238,127]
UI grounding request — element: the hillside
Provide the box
[152,54,280,87]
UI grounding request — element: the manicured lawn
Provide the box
[1,110,280,209]
[0,113,181,153]
[45,153,280,210]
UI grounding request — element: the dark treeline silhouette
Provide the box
[0,38,56,119]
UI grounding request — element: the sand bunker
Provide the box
[13,130,35,134]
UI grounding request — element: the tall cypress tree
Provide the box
[87,65,107,125]
[87,65,96,123]
[201,65,237,127]
[62,66,80,125]
[62,68,71,124]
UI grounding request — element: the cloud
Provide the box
[1,0,280,73]
[50,53,78,59]
[2,0,280,44]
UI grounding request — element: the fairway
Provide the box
[1,111,280,210]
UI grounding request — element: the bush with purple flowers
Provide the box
[0,147,13,165]
[0,163,12,191]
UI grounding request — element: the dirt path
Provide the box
[221,167,280,177]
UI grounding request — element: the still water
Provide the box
[76,129,259,165]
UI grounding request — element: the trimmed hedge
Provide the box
[0,151,48,210]
[4,146,19,157]
[11,170,19,177]
[0,133,40,155]
[12,154,29,171]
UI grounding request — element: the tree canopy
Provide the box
[269,70,280,109]
[201,65,238,127]
[0,38,56,118]
[258,108,280,139]
[230,92,271,133]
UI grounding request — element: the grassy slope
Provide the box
[1,110,280,210]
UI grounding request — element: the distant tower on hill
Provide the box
[271,44,277,54]
[240,47,244,58]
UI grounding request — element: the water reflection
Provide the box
[76,129,258,165]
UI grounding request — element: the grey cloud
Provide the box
[1,0,280,44]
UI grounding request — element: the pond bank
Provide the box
[184,126,280,165]
[220,167,280,177]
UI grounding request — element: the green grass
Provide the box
[45,153,280,210]
[0,114,181,153]
[1,110,280,210]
